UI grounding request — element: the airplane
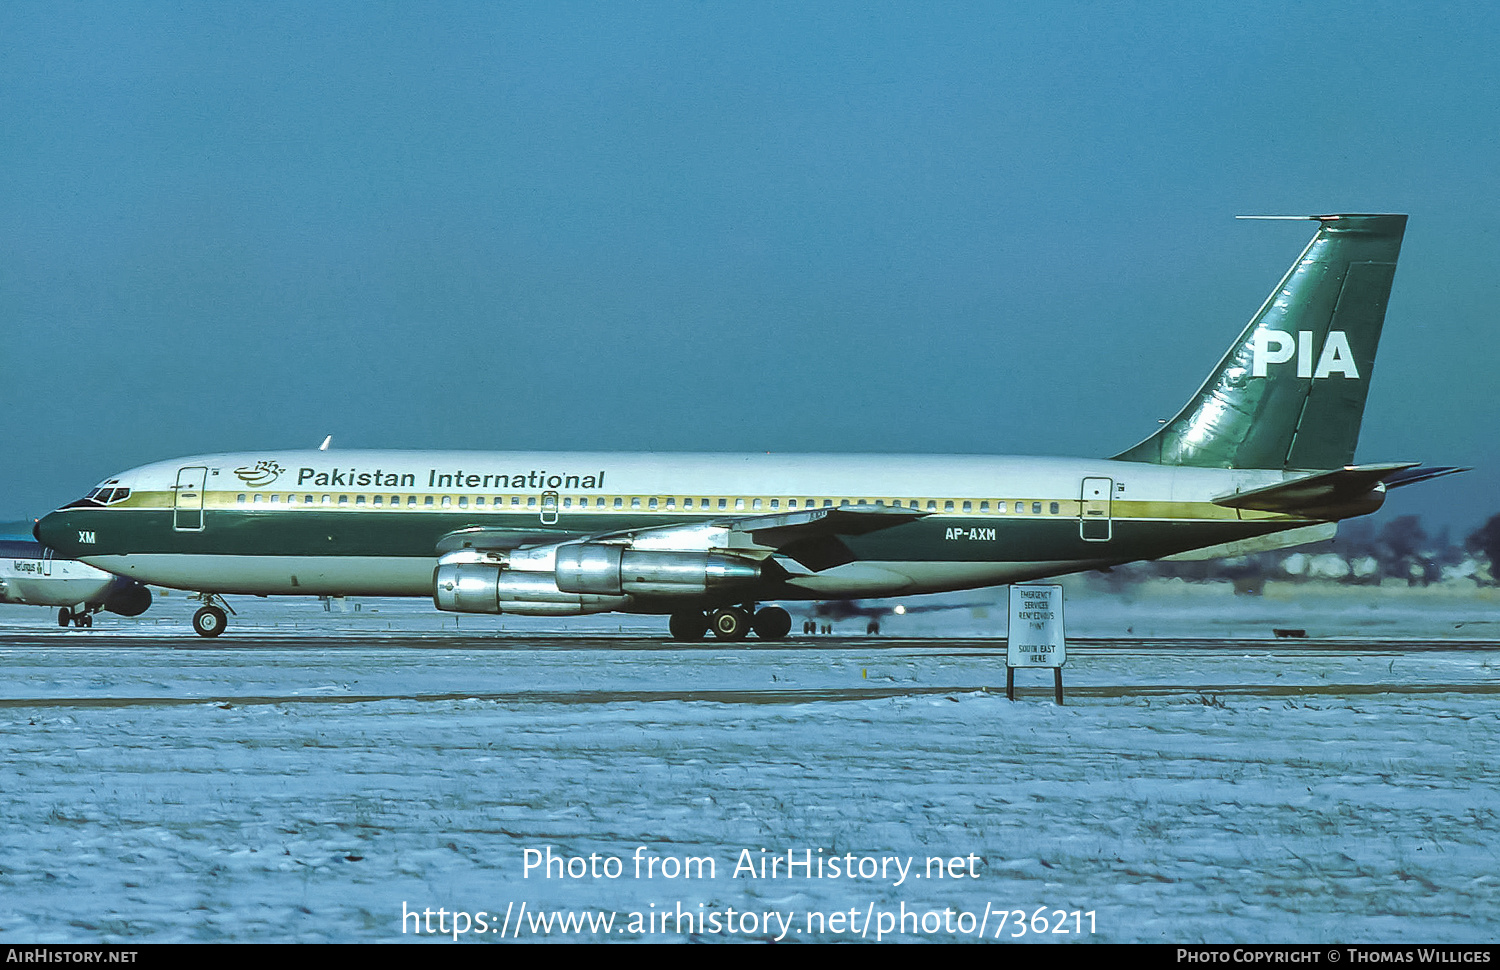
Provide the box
[0,536,153,627]
[34,214,1464,639]
[798,596,995,635]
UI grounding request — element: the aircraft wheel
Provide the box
[193,606,227,638]
[668,611,709,640]
[710,607,750,641]
[80,612,93,628]
[752,606,792,640]
[58,607,72,627]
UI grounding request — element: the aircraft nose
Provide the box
[35,511,76,555]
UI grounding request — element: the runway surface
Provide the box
[1,602,1497,943]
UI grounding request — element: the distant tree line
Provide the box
[1102,513,1500,592]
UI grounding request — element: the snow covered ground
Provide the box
[0,587,1496,943]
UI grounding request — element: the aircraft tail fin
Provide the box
[1113,214,1406,470]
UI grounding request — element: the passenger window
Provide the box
[980,501,989,511]
[237,494,246,504]
[752,499,762,510]
[1015,501,1025,513]
[460,496,469,508]
[649,498,659,510]
[374,496,383,506]
[528,496,537,507]
[840,499,850,507]
[408,496,417,506]
[944,500,954,511]
[962,501,972,512]
[1032,502,1042,514]
[631,497,641,509]
[339,495,349,505]
[665,498,675,509]
[307,495,316,504]
[425,496,435,507]
[926,500,936,510]
[735,498,745,510]
[719,498,728,510]
[1050,502,1060,514]
[684,498,693,509]
[355,495,365,505]
[614,497,623,509]
[562,497,571,509]
[770,499,779,510]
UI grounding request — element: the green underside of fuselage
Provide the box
[45,507,1298,567]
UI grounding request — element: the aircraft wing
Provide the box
[719,505,930,571]
[1211,463,1467,517]
[435,505,929,572]
[435,526,589,554]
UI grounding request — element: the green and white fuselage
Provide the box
[41,449,1313,601]
[36,214,1461,637]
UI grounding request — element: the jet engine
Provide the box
[553,544,762,596]
[103,580,153,617]
[432,543,765,616]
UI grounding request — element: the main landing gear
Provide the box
[57,606,93,628]
[191,594,235,638]
[668,605,792,641]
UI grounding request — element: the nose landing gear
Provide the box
[191,594,235,638]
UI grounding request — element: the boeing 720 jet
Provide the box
[36,214,1462,637]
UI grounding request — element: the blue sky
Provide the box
[4,2,1496,533]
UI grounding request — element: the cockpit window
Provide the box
[76,480,127,505]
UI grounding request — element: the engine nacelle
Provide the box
[433,560,628,616]
[103,581,152,617]
[554,544,762,597]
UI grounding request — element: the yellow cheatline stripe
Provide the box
[98,491,1306,522]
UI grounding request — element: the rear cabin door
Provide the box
[540,490,559,525]
[1080,477,1113,541]
[173,466,208,532]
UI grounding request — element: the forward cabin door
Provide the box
[1080,477,1113,541]
[173,466,208,532]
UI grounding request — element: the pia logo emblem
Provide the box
[1251,329,1359,379]
[234,460,284,487]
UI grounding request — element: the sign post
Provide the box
[1006,584,1066,704]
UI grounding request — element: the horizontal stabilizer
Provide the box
[1379,465,1469,489]
[1212,462,1461,517]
